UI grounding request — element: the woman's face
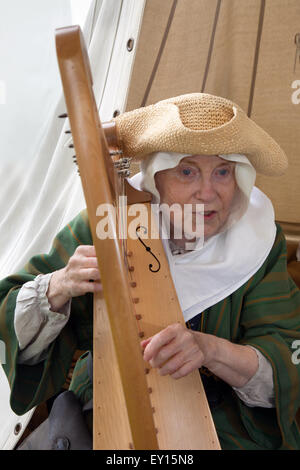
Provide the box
[154,154,237,242]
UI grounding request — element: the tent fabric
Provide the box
[0,0,146,449]
[0,0,146,279]
[127,0,300,224]
[0,0,73,450]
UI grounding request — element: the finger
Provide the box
[155,351,186,376]
[67,253,99,271]
[170,360,201,380]
[143,326,178,362]
[69,267,99,282]
[79,267,101,281]
[155,340,204,375]
[148,340,180,368]
[75,245,97,257]
[141,337,152,349]
[79,280,102,294]
[78,257,99,269]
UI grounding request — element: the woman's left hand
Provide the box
[141,323,215,379]
[141,323,259,387]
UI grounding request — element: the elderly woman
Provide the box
[1,93,300,450]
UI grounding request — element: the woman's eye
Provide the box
[215,168,230,177]
[179,167,196,177]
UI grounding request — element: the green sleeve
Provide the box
[0,209,93,415]
[203,224,300,449]
[239,223,300,449]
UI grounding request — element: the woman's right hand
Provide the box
[47,245,102,312]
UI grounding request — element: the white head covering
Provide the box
[129,152,276,322]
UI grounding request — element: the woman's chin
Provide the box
[203,220,223,239]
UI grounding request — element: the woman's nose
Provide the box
[194,177,216,201]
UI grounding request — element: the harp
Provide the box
[55,25,220,450]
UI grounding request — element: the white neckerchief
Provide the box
[129,156,276,322]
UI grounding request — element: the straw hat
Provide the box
[113,93,288,176]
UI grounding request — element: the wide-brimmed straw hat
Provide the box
[113,93,288,176]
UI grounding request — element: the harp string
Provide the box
[115,170,146,338]
[115,169,128,266]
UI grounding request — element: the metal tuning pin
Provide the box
[113,157,131,168]
[58,113,68,118]
[118,169,130,177]
[109,149,123,156]
[114,157,132,177]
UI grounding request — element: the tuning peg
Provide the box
[65,130,71,134]
[118,169,130,177]
[114,157,131,168]
[68,144,74,148]
[58,113,68,118]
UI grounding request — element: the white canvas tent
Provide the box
[0,0,299,449]
[0,0,146,448]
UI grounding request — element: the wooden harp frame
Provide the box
[55,25,220,450]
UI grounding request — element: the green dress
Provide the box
[1,209,300,450]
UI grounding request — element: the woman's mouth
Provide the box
[191,210,217,219]
[203,210,217,219]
